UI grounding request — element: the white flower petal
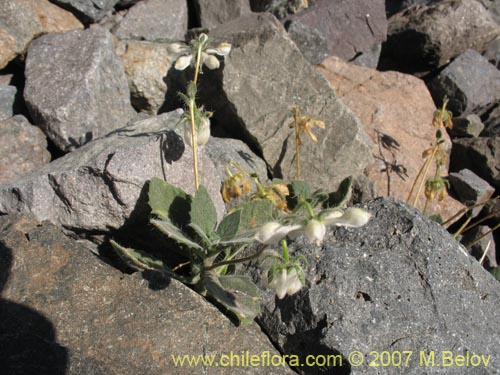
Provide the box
[271,269,288,299]
[285,268,303,296]
[207,42,231,56]
[304,219,326,246]
[255,222,303,245]
[168,43,189,54]
[322,209,344,225]
[175,54,193,70]
[203,54,220,70]
[196,117,211,146]
[328,208,372,228]
[183,120,193,147]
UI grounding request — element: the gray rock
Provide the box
[113,0,188,42]
[385,0,440,17]
[24,27,135,152]
[0,74,13,86]
[479,0,500,24]
[0,111,226,236]
[0,85,16,121]
[461,225,498,270]
[483,35,500,69]
[245,197,500,374]
[115,40,185,114]
[451,137,500,190]
[0,214,294,375]
[286,20,329,65]
[449,114,485,138]
[428,50,500,136]
[116,0,140,7]
[285,0,387,67]
[200,13,373,190]
[0,0,83,69]
[49,0,120,23]
[350,44,382,69]
[382,0,500,73]
[448,169,495,216]
[193,0,252,29]
[0,115,51,184]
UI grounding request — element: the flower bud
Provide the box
[183,117,211,147]
[328,207,371,228]
[175,54,193,70]
[304,219,326,245]
[203,53,220,70]
[255,222,302,245]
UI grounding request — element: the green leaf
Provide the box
[217,210,242,241]
[491,267,500,282]
[151,219,204,253]
[110,240,165,272]
[148,177,190,227]
[238,199,274,232]
[203,272,260,325]
[325,176,353,208]
[190,185,218,239]
[289,180,312,200]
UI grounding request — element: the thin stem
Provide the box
[478,241,492,265]
[412,146,437,207]
[441,196,498,226]
[205,245,269,271]
[469,223,500,247]
[460,212,498,235]
[294,108,301,180]
[453,215,473,238]
[189,100,199,190]
[281,239,289,264]
[302,199,315,219]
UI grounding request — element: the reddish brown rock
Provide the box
[317,56,464,220]
[0,115,50,184]
[0,0,83,69]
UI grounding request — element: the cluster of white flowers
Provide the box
[263,267,302,299]
[169,34,231,71]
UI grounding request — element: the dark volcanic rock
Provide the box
[49,0,120,23]
[193,0,252,29]
[0,214,294,375]
[112,0,188,42]
[285,0,387,67]
[450,137,500,190]
[448,169,495,216]
[382,0,500,73]
[428,49,500,136]
[24,27,135,152]
[246,197,500,374]
[200,13,373,190]
[0,115,51,184]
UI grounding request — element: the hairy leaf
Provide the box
[239,199,274,232]
[110,240,165,271]
[216,209,241,241]
[151,219,204,253]
[148,177,190,227]
[190,185,217,239]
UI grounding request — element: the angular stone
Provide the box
[451,137,500,190]
[449,169,495,216]
[201,14,373,190]
[285,0,387,67]
[449,114,485,138]
[24,27,135,152]
[0,115,51,184]
[317,56,463,219]
[0,214,294,375]
[113,0,188,42]
[193,0,252,29]
[0,85,16,121]
[0,0,83,69]
[244,197,500,374]
[428,49,500,137]
[382,0,500,73]
[483,35,500,69]
[461,225,498,269]
[49,0,120,23]
[115,40,184,114]
[0,111,226,236]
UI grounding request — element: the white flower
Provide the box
[284,268,303,296]
[325,207,372,228]
[254,222,302,245]
[183,116,211,147]
[169,35,231,71]
[304,219,326,245]
[264,267,303,299]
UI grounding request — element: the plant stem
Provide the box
[469,223,500,246]
[205,245,269,271]
[412,146,437,207]
[293,108,301,180]
[281,239,289,264]
[190,44,204,191]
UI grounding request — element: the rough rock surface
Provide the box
[483,35,500,68]
[49,0,120,23]
[428,49,500,137]
[115,40,184,114]
[285,0,387,67]
[193,0,252,29]
[385,0,439,17]
[201,13,373,190]
[317,56,463,219]
[246,197,500,374]
[382,0,500,73]
[461,225,498,269]
[0,0,83,69]
[0,85,16,121]
[0,115,51,184]
[449,114,485,139]
[0,111,226,235]
[451,137,500,190]
[24,27,135,152]
[0,214,294,375]
[112,0,188,42]
[448,169,495,216]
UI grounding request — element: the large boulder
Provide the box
[24,27,135,152]
[316,56,463,219]
[112,0,188,42]
[0,214,294,374]
[200,13,373,190]
[49,0,120,23]
[381,0,500,73]
[245,197,500,374]
[0,0,83,69]
[193,0,252,29]
[0,115,51,184]
[285,0,387,67]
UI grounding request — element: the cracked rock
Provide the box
[200,13,373,190]
[244,197,500,374]
[24,27,136,152]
